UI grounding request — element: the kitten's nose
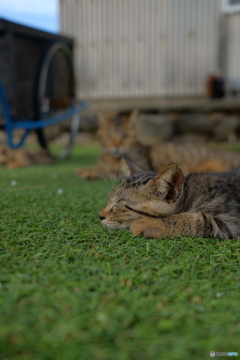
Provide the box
[99,214,106,221]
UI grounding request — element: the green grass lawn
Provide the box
[0,144,240,360]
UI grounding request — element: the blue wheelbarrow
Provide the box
[0,19,87,157]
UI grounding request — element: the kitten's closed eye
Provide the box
[116,198,125,204]
[125,204,158,218]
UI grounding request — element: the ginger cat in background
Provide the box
[76,110,240,179]
[0,146,55,168]
[99,157,240,239]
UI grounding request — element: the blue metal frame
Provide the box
[0,81,87,149]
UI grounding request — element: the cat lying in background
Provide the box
[99,157,240,239]
[75,110,240,179]
[0,146,55,168]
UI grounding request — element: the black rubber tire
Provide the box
[34,41,78,157]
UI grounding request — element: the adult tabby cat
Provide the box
[99,157,240,239]
[75,110,240,179]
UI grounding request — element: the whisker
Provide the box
[100,165,115,192]
[108,167,119,191]
[113,168,118,188]
[104,165,117,191]
[100,175,112,193]
[109,169,115,189]
[96,163,120,195]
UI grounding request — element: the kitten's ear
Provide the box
[127,109,138,124]
[151,164,184,202]
[120,156,145,177]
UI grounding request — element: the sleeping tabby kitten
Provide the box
[99,157,240,239]
[76,110,240,179]
[0,146,55,168]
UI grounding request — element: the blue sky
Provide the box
[0,0,59,33]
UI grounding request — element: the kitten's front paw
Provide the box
[130,218,165,239]
[75,167,101,179]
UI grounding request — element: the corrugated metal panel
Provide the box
[60,0,222,99]
[225,13,240,86]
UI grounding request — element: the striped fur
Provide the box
[100,159,240,239]
[76,111,240,179]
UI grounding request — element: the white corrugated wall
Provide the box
[60,0,222,99]
[225,13,240,88]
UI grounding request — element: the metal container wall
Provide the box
[60,0,221,99]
